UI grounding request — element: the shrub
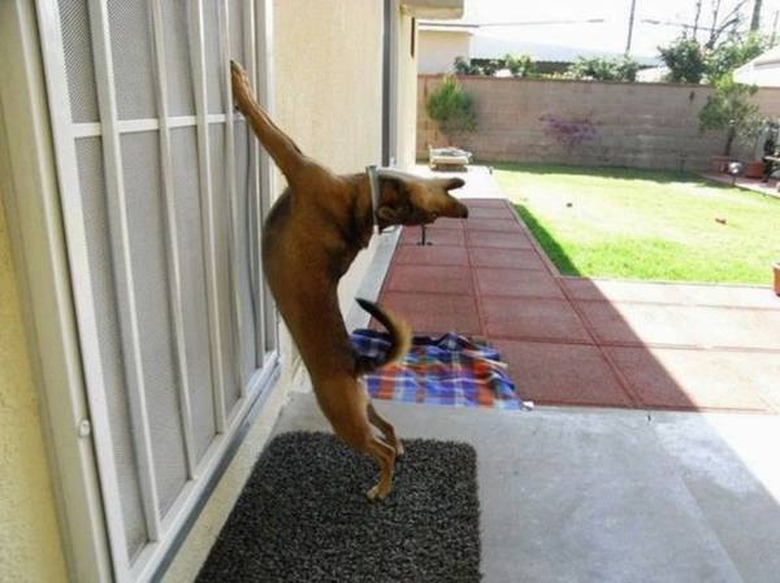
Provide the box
[425,75,477,142]
[659,37,707,83]
[698,74,761,156]
[567,56,640,82]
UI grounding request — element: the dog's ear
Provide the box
[376,176,411,224]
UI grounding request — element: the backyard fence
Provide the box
[417,75,780,171]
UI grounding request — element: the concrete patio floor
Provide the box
[271,165,780,582]
[274,393,780,583]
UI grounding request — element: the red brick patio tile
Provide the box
[469,248,549,270]
[399,227,465,247]
[495,339,634,407]
[464,218,524,232]
[465,206,517,219]
[385,264,475,295]
[394,245,470,266]
[466,230,534,249]
[577,301,702,347]
[605,346,772,412]
[475,268,564,299]
[380,291,482,337]
[481,296,592,343]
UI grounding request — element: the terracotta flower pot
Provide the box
[745,160,765,179]
[774,262,780,296]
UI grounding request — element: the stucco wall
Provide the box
[418,75,780,170]
[395,14,420,169]
[0,199,68,583]
[273,0,384,322]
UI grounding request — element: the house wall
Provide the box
[396,13,420,169]
[418,75,780,170]
[273,0,384,323]
[418,30,470,74]
[0,198,68,582]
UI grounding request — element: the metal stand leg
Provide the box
[417,225,432,246]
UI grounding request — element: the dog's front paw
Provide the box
[394,440,405,457]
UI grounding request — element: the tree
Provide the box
[659,36,707,83]
[425,75,477,144]
[703,0,748,48]
[704,31,769,81]
[698,74,761,156]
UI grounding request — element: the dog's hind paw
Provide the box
[366,484,389,503]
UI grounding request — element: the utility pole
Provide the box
[693,0,703,40]
[750,0,763,31]
[626,0,637,53]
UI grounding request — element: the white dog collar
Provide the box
[366,165,382,233]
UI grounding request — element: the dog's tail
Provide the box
[354,298,412,375]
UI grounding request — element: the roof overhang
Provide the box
[401,0,464,20]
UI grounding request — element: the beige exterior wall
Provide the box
[418,30,471,74]
[395,13,420,169]
[0,199,68,582]
[273,0,384,323]
[418,75,780,170]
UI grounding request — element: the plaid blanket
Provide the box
[351,329,522,410]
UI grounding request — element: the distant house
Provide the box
[418,20,480,74]
[418,19,658,76]
[734,45,780,88]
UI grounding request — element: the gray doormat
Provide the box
[196,431,481,582]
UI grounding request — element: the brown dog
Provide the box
[230,61,468,500]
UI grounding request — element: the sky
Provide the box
[469,0,780,58]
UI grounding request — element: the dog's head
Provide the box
[374,169,468,229]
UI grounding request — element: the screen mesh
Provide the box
[228,1,246,65]
[203,2,224,115]
[208,123,241,414]
[120,132,187,518]
[233,120,257,382]
[170,127,216,462]
[76,137,148,558]
[108,0,157,120]
[58,0,99,123]
[160,1,196,117]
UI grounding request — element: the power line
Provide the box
[478,19,606,28]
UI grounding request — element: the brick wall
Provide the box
[417,75,780,171]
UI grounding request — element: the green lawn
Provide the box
[493,163,780,285]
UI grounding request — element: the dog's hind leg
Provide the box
[364,436,397,502]
[367,402,404,456]
[230,61,306,181]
